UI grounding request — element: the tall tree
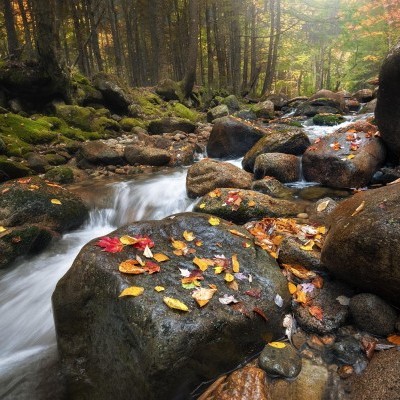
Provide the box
[2,0,20,59]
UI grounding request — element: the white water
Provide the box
[0,168,195,400]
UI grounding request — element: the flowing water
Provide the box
[0,115,371,399]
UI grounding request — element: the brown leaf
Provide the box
[231,302,251,318]
[283,264,317,279]
[253,307,268,321]
[245,288,262,298]
[308,305,324,321]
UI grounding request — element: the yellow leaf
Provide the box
[229,229,251,239]
[154,286,165,292]
[347,154,355,160]
[268,341,287,349]
[209,189,221,198]
[119,286,144,297]
[119,260,145,274]
[173,249,184,256]
[300,240,315,251]
[232,254,240,273]
[153,253,170,262]
[195,240,203,247]
[192,288,217,307]
[317,226,327,234]
[199,203,206,209]
[163,297,189,312]
[283,264,317,279]
[248,200,256,207]
[224,273,234,282]
[171,239,187,250]
[51,199,61,205]
[183,230,195,241]
[193,256,214,271]
[214,266,225,274]
[351,201,365,217]
[288,282,297,294]
[270,251,278,259]
[0,226,6,233]
[208,216,220,226]
[295,290,308,304]
[120,235,138,245]
[317,200,330,212]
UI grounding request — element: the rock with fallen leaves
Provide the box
[0,177,88,268]
[206,116,268,158]
[302,120,386,188]
[306,197,338,225]
[186,159,252,199]
[242,124,310,172]
[350,348,400,400]
[253,153,301,182]
[251,177,295,199]
[52,212,290,400]
[194,188,307,224]
[321,184,400,306]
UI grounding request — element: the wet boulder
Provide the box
[302,121,386,188]
[194,188,306,224]
[148,117,196,135]
[353,89,374,103]
[52,212,290,400]
[124,145,171,166]
[186,159,252,198]
[207,104,229,122]
[264,93,289,110]
[360,98,377,114]
[252,100,275,119]
[321,184,400,306]
[242,125,310,172]
[0,156,32,182]
[79,140,124,165]
[254,153,300,182]
[294,90,345,117]
[207,116,267,159]
[375,44,400,160]
[251,177,295,199]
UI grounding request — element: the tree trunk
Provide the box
[3,0,20,59]
[205,0,214,88]
[230,0,241,94]
[181,0,199,98]
[17,0,34,57]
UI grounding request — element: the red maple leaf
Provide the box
[96,237,124,253]
[133,236,155,250]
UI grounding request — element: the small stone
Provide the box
[331,337,366,365]
[258,342,302,378]
[292,331,307,350]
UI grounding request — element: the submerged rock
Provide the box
[52,212,290,400]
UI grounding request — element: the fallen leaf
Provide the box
[119,260,145,274]
[164,297,189,312]
[361,337,377,359]
[192,287,217,307]
[224,273,234,282]
[51,198,62,205]
[179,268,191,277]
[245,288,261,298]
[208,216,220,226]
[351,201,365,216]
[317,200,330,212]
[154,286,165,292]
[231,302,251,317]
[119,286,144,297]
[199,203,206,209]
[347,154,355,160]
[229,229,251,239]
[336,295,350,306]
[17,178,31,184]
[248,200,256,207]
[209,188,222,198]
[143,245,153,258]
[283,264,317,279]
[300,282,316,293]
[29,184,39,190]
[268,341,286,349]
[153,253,170,262]
[300,240,315,251]
[183,230,195,241]
[195,240,203,247]
[242,242,251,248]
[294,290,308,304]
[120,235,138,245]
[133,236,155,251]
[232,254,240,273]
[97,237,124,253]
[253,307,268,321]
[387,334,400,345]
[288,282,297,294]
[274,294,283,307]
[219,294,238,304]
[283,314,296,342]
[330,142,342,151]
[312,275,324,289]
[227,280,239,291]
[0,226,7,233]
[308,305,324,321]
[193,256,214,271]
[143,261,160,274]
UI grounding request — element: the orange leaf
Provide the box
[288,282,297,294]
[294,290,308,304]
[229,229,251,239]
[387,334,400,345]
[283,264,317,279]
[153,253,170,262]
[119,260,145,274]
[232,254,240,273]
[171,239,187,250]
[193,256,214,271]
[248,200,256,207]
[308,305,324,321]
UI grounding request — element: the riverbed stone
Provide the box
[79,140,123,165]
[251,177,295,199]
[302,120,386,188]
[252,100,275,119]
[194,188,306,224]
[52,212,290,400]
[207,116,267,159]
[321,184,400,306]
[148,117,196,135]
[259,343,302,378]
[0,157,32,181]
[331,337,367,366]
[186,159,252,198]
[349,293,397,336]
[254,153,300,182]
[207,104,229,122]
[242,125,310,172]
[124,144,171,166]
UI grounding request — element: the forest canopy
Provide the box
[1,0,399,97]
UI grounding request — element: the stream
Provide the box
[0,114,369,399]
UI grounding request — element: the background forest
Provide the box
[1,0,400,98]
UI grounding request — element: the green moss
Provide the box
[44,166,74,184]
[1,134,33,156]
[0,156,32,178]
[120,118,146,130]
[172,103,200,122]
[44,153,67,166]
[313,113,345,126]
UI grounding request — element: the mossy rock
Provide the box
[0,156,32,181]
[0,225,54,269]
[221,95,240,112]
[44,153,67,166]
[0,113,57,144]
[313,113,345,126]
[120,118,146,131]
[1,134,33,157]
[172,103,200,122]
[0,137,6,154]
[130,88,168,119]
[44,166,74,184]
[155,78,184,101]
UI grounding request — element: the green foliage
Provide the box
[313,113,345,126]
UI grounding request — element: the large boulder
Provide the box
[321,184,400,306]
[148,117,196,135]
[79,141,124,165]
[194,188,306,224]
[375,43,400,160]
[52,212,290,400]
[302,121,386,188]
[124,145,171,166]
[294,90,346,117]
[242,124,309,173]
[252,100,275,119]
[207,104,229,122]
[353,89,374,103]
[0,156,32,182]
[186,159,252,198]
[207,116,267,159]
[253,153,300,182]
